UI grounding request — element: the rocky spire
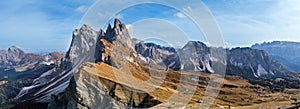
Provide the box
[106,24,112,36]
[99,29,106,37]
[114,18,122,27]
[104,19,134,51]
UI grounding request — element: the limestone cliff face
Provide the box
[252,41,300,72]
[178,41,215,72]
[226,47,290,79]
[66,24,99,66]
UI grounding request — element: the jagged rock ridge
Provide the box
[252,41,300,72]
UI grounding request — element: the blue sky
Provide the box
[0,0,96,52]
[1,0,300,52]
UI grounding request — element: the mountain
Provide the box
[0,46,41,70]
[136,40,298,91]
[134,39,181,70]
[3,19,300,108]
[0,47,64,107]
[48,19,156,108]
[10,24,102,106]
[47,19,298,108]
[178,41,218,73]
[252,41,300,72]
[135,41,290,80]
[226,47,289,79]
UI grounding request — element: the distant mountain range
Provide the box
[135,38,291,79]
[0,19,300,108]
[0,46,64,107]
[252,41,300,72]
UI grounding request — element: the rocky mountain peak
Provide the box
[99,29,106,37]
[65,19,135,67]
[181,41,210,56]
[104,19,134,51]
[0,46,26,68]
[184,41,207,49]
[81,24,93,30]
[8,46,24,54]
[66,24,99,64]
[105,24,112,35]
[114,18,122,27]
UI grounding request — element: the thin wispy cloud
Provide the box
[75,5,88,13]
[173,12,186,18]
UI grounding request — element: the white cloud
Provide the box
[173,12,186,18]
[75,5,88,13]
[183,6,192,12]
